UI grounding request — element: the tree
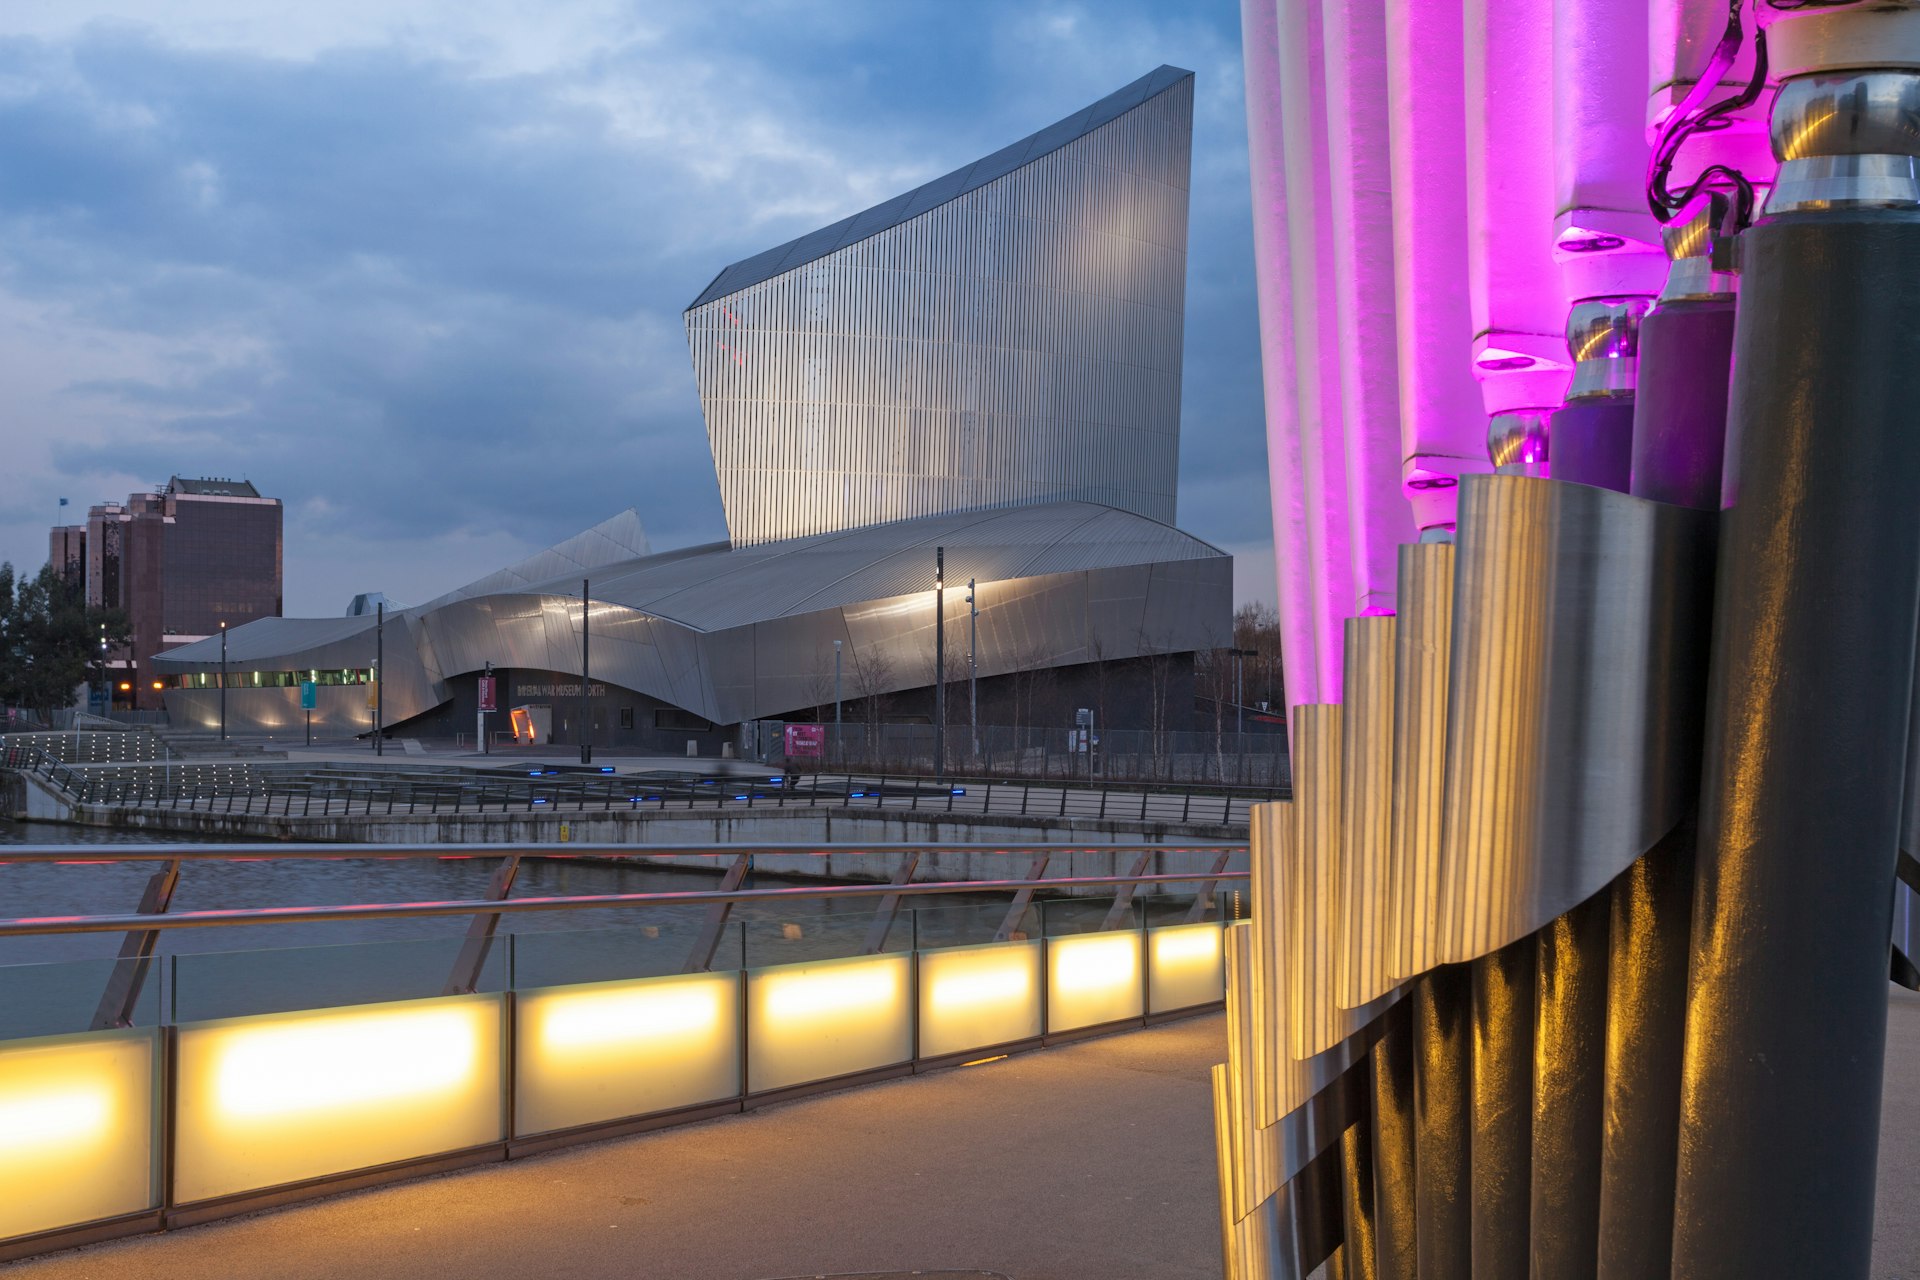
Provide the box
[1233,601,1284,712]
[0,562,132,722]
[845,643,896,757]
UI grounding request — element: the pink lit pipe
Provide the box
[1464,0,1571,420]
[1238,0,1358,705]
[1385,0,1490,533]
[1241,0,1330,708]
[1319,0,1418,611]
[1554,0,1666,302]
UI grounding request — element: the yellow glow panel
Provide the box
[1047,931,1143,1033]
[917,940,1041,1060]
[174,994,502,1204]
[1149,922,1225,1011]
[0,1028,156,1242]
[746,953,911,1093]
[516,971,739,1136]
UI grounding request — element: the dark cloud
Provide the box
[0,2,1274,610]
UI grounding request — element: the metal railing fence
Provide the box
[4,752,1287,827]
[797,720,1291,787]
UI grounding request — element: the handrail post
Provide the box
[1184,851,1234,922]
[90,858,183,1030]
[682,852,753,972]
[994,854,1051,941]
[1100,850,1155,932]
[442,853,522,996]
[861,853,922,954]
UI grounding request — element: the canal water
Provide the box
[0,820,1119,1040]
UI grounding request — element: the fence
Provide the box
[787,721,1290,787]
[0,730,172,767]
[0,842,1245,1261]
[5,750,1286,828]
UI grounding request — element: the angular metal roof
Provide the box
[687,64,1195,310]
[515,500,1225,634]
[159,615,377,666]
[415,509,651,611]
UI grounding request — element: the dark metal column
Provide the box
[1530,893,1608,1279]
[1671,67,1920,1280]
[1412,965,1472,1280]
[1470,936,1533,1280]
[1530,293,1645,1279]
[1599,209,1734,1278]
[1369,998,1417,1280]
[1340,1112,1379,1280]
[1598,819,1695,1278]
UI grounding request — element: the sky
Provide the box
[0,0,1276,616]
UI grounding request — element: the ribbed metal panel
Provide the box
[1387,542,1455,980]
[1435,475,1714,966]
[685,72,1194,546]
[1288,704,1347,1060]
[1337,616,1398,1009]
[1250,803,1300,1130]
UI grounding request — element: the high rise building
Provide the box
[47,477,282,709]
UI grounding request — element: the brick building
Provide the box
[48,477,282,710]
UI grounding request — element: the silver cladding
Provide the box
[685,70,1194,546]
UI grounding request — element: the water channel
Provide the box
[0,819,1167,1040]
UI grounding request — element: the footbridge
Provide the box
[0,840,1245,1267]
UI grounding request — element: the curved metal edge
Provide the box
[1436,474,1714,965]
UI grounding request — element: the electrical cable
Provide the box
[1644,1,1770,228]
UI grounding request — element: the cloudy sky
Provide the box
[0,0,1273,616]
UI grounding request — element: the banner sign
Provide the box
[783,724,825,758]
[477,676,498,713]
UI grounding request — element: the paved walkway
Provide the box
[11,995,1917,1279]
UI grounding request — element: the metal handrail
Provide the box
[0,869,1249,938]
[0,839,1244,864]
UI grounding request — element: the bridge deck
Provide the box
[9,994,1917,1279]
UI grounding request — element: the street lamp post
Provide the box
[833,639,843,766]
[218,621,228,742]
[967,577,978,760]
[374,602,384,756]
[933,547,946,779]
[580,578,592,766]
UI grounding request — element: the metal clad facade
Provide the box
[687,73,1194,546]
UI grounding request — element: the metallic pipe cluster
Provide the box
[1227,2,1920,1276]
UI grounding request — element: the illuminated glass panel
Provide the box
[0,1028,157,1241]
[1147,922,1225,1011]
[916,939,1042,1060]
[515,972,740,1136]
[1047,931,1144,1033]
[745,953,911,1093]
[173,993,503,1203]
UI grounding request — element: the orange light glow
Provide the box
[0,1028,157,1241]
[746,954,912,1093]
[1047,931,1144,1032]
[917,940,1042,1059]
[516,973,739,1136]
[173,994,502,1204]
